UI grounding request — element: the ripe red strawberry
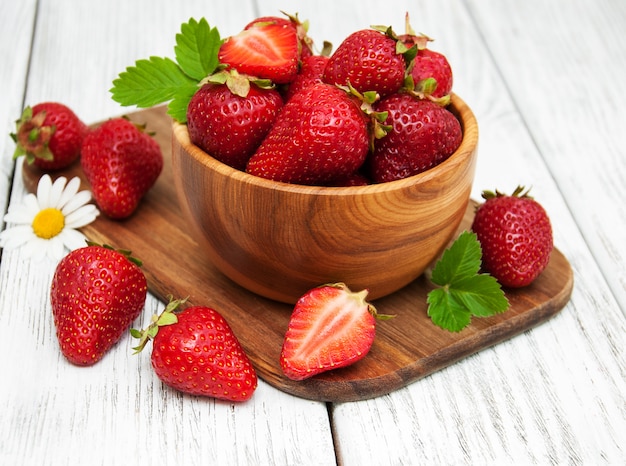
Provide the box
[50,244,148,366]
[11,102,88,170]
[410,48,453,99]
[284,54,329,101]
[244,12,314,60]
[322,28,409,98]
[246,83,370,185]
[368,93,462,183]
[132,299,258,401]
[219,21,299,84]
[81,117,163,219]
[280,283,392,380]
[186,76,284,170]
[471,186,554,288]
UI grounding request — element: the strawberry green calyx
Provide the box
[11,107,56,163]
[85,241,143,267]
[481,185,534,201]
[337,82,392,148]
[205,68,274,98]
[130,296,187,353]
[370,24,418,65]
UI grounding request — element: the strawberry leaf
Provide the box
[110,56,197,109]
[175,18,222,81]
[110,18,223,123]
[426,231,509,332]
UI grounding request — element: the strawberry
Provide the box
[246,82,370,185]
[398,17,453,99]
[11,102,88,170]
[186,74,284,170]
[50,244,148,366]
[244,12,315,60]
[322,27,411,98]
[284,54,329,101]
[280,283,392,381]
[218,21,299,84]
[367,93,462,183]
[471,186,554,288]
[81,117,163,219]
[132,299,258,401]
[409,47,454,99]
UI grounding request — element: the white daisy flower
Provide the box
[0,174,99,262]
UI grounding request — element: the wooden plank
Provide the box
[0,0,37,219]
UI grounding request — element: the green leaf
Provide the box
[452,275,509,317]
[426,230,509,332]
[175,18,222,81]
[110,56,197,109]
[430,231,482,286]
[427,287,472,332]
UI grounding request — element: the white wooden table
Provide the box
[1,0,624,464]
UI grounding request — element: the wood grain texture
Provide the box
[23,105,573,403]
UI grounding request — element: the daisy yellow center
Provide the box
[32,207,65,239]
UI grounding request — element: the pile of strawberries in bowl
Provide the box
[181,12,463,186]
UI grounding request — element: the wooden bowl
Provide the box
[171,94,478,304]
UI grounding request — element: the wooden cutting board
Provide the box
[23,106,574,402]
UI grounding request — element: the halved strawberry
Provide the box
[280,283,392,380]
[218,22,299,84]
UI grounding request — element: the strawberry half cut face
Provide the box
[218,23,299,84]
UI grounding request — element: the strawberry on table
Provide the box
[322,27,413,98]
[219,20,300,84]
[132,299,258,402]
[186,71,284,170]
[471,186,554,288]
[81,117,163,219]
[246,82,370,185]
[367,93,462,183]
[12,102,88,170]
[50,244,148,366]
[280,283,392,381]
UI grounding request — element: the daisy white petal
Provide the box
[57,177,82,210]
[46,236,67,261]
[0,226,35,249]
[65,205,99,228]
[36,175,54,209]
[4,205,35,225]
[58,228,88,251]
[61,190,93,215]
[48,176,69,208]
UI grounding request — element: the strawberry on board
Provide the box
[471,186,554,288]
[368,93,462,183]
[322,27,413,98]
[132,299,258,402]
[50,244,148,366]
[186,71,284,170]
[280,283,393,381]
[81,117,163,219]
[246,82,370,185]
[11,102,88,171]
[219,21,300,84]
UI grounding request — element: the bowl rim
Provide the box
[173,93,478,196]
